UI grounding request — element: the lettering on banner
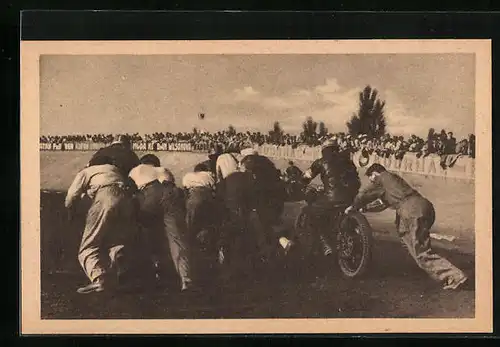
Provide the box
[393,157,402,170]
[39,143,52,151]
[63,143,75,151]
[401,155,412,173]
[157,143,168,151]
[383,155,392,169]
[426,157,438,175]
[446,160,467,179]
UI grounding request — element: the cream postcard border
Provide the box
[20,39,492,334]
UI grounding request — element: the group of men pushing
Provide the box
[65,135,468,295]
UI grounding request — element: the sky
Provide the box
[40,54,475,139]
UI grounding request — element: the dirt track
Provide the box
[39,151,476,319]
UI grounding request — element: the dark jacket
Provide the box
[198,156,218,177]
[239,154,286,209]
[240,154,281,184]
[216,171,257,212]
[89,143,140,177]
[307,154,361,204]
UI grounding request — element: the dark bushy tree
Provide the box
[346,85,386,138]
[301,116,318,145]
[227,125,236,137]
[318,121,328,138]
[269,121,284,144]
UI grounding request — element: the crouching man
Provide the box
[65,155,136,294]
[181,165,219,274]
[344,163,468,290]
[129,154,193,292]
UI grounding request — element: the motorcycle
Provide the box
[285,184,379,279]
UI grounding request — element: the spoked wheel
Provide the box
[336,211,373,278]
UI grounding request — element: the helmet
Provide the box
[321,137,340,152]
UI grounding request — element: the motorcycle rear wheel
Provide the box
[336,211,373,278]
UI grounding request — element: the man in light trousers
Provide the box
[65,155,136,294]
[345,163,468,290]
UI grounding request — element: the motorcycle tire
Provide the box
[336,211,373,278]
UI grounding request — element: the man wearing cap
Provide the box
[129,154,193,292]
[89,134,140,178]
[196,144,223,176]
[344,163,468,290]
[65,155,137,294]
[300,138,361,256]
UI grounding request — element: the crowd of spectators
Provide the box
[40,127,475,159]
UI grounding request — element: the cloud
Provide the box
[221,78,464,137]
[219,78,363,133]
[234,86,260,101]
[314,78,342,94]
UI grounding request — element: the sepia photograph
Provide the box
[21,40,492,334]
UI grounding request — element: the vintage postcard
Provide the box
[21,40,492,334]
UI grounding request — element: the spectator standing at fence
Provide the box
[345,163,468,291]
[468,134,476,158]
[456,139,469,156]
[89,135,140,178]
[65,155,137,294]
[129,154,193,292]
[444,132,457,155]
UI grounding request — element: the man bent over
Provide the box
[345,163,468,290]
[129,154,193,292]
[65,155,136,294]
[182,164,219,274]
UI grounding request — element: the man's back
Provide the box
[216,153,239,181]
[90,143,140,176]
[216,171,256,209]
[310,154,361,203]
[240,154,280,184]
[182,171,216,190]
[65,164,125,207]
[376,171,420,208]
[129,164,175,188]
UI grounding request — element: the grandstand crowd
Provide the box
[39,128,475,159]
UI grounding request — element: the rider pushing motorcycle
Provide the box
[297,138,362,256]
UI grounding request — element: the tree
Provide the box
[346,85,386,138]
[301,116,318,145]
[268,121,284,144]
[318,121,328,138]
[227,125,236,137]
